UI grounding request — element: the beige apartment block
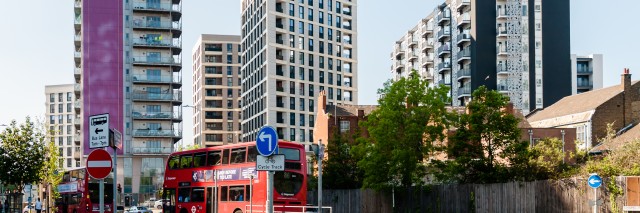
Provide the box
[45,84,81,170]
[192,34,243,147]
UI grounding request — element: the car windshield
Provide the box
[138,207,147,210]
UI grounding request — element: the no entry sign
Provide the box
[86,149,112,179]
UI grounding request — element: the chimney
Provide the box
[318,90,327,112]
[357,109,365,118]
[622,68,632,125]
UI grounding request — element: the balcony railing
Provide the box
[497,83,509,91]
[74,84,82,93]
[133,129,182,137]
[457,13,470,26]
[497,27,507,36]
[457,69,471,79]
[577,81,594,87]
[457,33,470,45]
[437,45,450,56]
[438,63,451,72]
[74,101,81,110]
[132,38,181,48]
[132,111,181,120]
[437,30,451,40]
[132,92,182,101]
[131,75,181,84]
[577,68,593,74]
[131,147,173,155]
[130,20,181,31]
[131,56,180,65]
[457,48,471,61]
[458,86,471,96]
[74,67,82,76]
[436,12,451,24]
[75,33,82,42]
[74,50,82,58]
[132,2,181,12]
[74,0,82,8]
[497,65,509,74]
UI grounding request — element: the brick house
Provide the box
[527,69,640,149]
[313,91,376,149]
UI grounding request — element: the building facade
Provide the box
[74,0,182,203]
[240,0,358,150]
[571,54,603,94]
[192,34,243,147]
[391,0,571,114]
[45,84,81,170]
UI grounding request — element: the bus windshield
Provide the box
[274,171,304,196]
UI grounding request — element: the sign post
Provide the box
[588,174,602,213]
[110,128,122,210]
[256,126,278,213]
[87,149,113,213]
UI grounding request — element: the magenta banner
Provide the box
[82,0,124,155]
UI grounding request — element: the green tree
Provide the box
[434,86,523,183]
[354,70,452,189]
[0,117,48,193]
[322,131,363,189]
[41,141,63,212]
[177,143,201,151]
[524,138,567,180]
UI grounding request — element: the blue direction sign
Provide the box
[588,174,602,188]
[256,126,278,156]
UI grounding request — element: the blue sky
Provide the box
[0,0,637,145]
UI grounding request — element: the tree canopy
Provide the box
[354,70,453,189]
[0,117,48,192]
[322,131,363,189]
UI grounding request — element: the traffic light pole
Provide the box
[113,146,117,210]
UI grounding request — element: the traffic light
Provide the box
[117,184,122,193]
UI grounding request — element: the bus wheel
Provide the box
[233,209,242,213]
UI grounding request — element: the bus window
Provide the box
[247,146,257,162]
[220,186,228,201]
[70,170,78,181]
[178,188,190,203]
[231,148,246,164]
[206,151,222,166]
[191,188,205,202]
[222,149,230,165]
[63,173,70,182]
[229,186,245,201]
[180,154,193,169]
[245,185,251,201]
[274,171,304,197]
[78,169,85,180]
[168,156,180,169]
[193,152,207,167]
[280,148,301,161]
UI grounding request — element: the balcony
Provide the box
[497,83,509,93]
[132,38,181,54]
[74,135,80,145]
[408,51,419,61]
[73,152,80,159]
[497,27,507,37]
[457,0,470,11]
[458,86,471,97]
[436,12,451,25]
[276,4,283,13]
[437,29,451,41]
[577,68,593,74]
[132,110,182,121]
[457,13,470,28]
[74,116,81,127]
[74,49,82,59]
[497,9,508,19]
[438,79,449,85]
[74,100,81,112]
[421,25,433,37]
[437,63,451,73]
[421,54,434,67]
[132,91,182,103]
[74,16,82,29]
[131,56,180,66]
[457,48,471,63]
[577,81,594,89]
[130,20,182,33]
[497,64,509,75]
[343,7,352,16]
[132,129,182,138]
[74,33,82,45]
[131,74,181,85]
[409,39,418,47]
[394,46,405,58]
[74,84,82,96]
[395,60,405,70]
[457,33,471,46]
[132,2,182,20]
[131,147,173,155]
[457,69,471,80]
[74,67,82,81]
[74,0,81,9]
[437,45,450,57]
[497,46,508,56]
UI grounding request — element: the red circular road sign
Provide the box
[86,149,113,179]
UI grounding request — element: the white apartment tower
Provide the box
[571,54,603,94]
[240,0,358,149]
[45,84,81,170]
[192,34,243,147]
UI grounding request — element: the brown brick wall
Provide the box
[591,81,640,145]
[520,128,577,163]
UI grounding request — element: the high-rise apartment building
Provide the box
[45,84,81,170]
[571,54,603,94]
[391,0,571,114]
[192,34,243,147]
[74,0,183,202]
[240,0,358,149]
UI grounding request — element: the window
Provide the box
[193,152,206,167]
[309,99,315,112]
[300,98,305,111]
[319,26,324,38]
[290,113,295,125]
[289,19,294,32]
[178,188,190,202]
[222,149,230,164]
[191,188,205,202]
[328,73,333,85]
[229,186,245,201]
[299,68,305,80]
[67,92,72,101]
[50,93,55,102]
[308,69,314,82]
[58,104,63,113]
[67,103,72,112]
[309,115,315,127]
[231,147,246,164]
[319,12,324,24]
[300,114,305,126]
[328,14,333,26]
[206,151,222,166]
[290,97,296,110]
[247,146,257,162]
[58,93,63,102]
[340,120,350,133]
[168,156,180,169]
[298,6,304,18]
[309,39,314,51]
[290,128,296,141]
[180,154,192,168]
[308,23,314,36]
[220,186,228,202]
[308,8,313,20]
[289,3,294,16]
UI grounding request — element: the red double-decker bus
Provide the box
[163,141,307,213]
[56,168,114,213]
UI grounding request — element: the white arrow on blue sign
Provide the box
[588,174,602,188]
[256,126,279,156]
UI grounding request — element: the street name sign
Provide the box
[256,155,285,171]
[256,126,278,156]
[89,113,110,149]
[588,174,602,188]
[87,149,113,179]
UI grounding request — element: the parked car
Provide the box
[154,199,167,209]
[116,206,125,213]
[142,198,156,208]
[23,204,33,213]
[127,206,152,213]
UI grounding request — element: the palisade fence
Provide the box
[308,177,627,213]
